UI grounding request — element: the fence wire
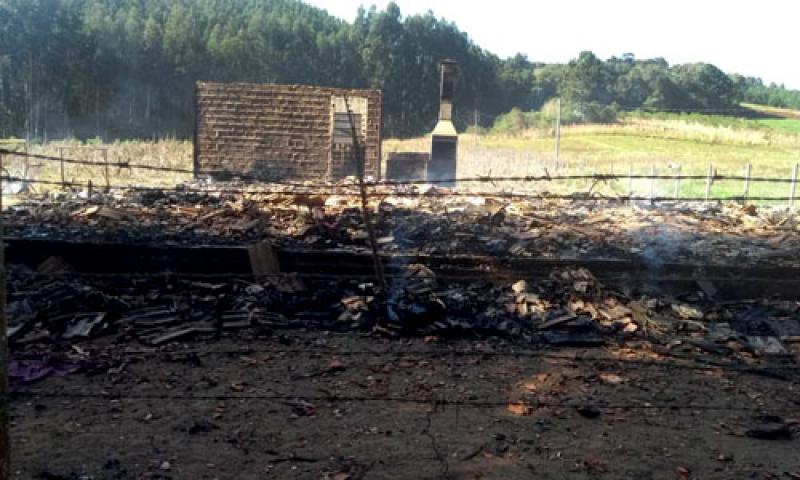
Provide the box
[2,147,799,187]
[3,175,800,203]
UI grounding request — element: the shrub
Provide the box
[491,99,618,135]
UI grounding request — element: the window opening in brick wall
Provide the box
[333,112,364,145]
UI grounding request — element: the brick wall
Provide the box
[194,82,382,181]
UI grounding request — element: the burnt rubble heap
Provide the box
[8,260,800,383]
[4,182,800,266]
[7,182,800,384]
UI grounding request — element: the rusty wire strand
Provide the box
[3,175,799,202]
[3,148,799,186]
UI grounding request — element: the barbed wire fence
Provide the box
[1,147,799,205]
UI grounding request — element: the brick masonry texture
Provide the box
[195,82,382,181]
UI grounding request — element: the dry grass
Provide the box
[2,139,192,193]
[3,111,799,204]
[385,116,800,201]
[580,118,800,147]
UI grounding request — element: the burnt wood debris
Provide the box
[4,183,800,387]
[2,76,800,478]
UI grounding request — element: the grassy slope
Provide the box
[742,103,800,119]
[753,118,800,134]
[4,105,799,203]
[384,106,800,200]
[385,106,800,200]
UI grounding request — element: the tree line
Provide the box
[0,0,798,141]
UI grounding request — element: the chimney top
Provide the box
[439,59,458,105]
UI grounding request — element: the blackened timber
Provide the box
[6,238,252,274]
[6,238,800,299]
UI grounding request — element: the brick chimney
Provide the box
[428,59,459,186]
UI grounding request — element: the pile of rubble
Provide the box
[8,258,799,383]
[5,183,800,265]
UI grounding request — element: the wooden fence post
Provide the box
[22,141,28,185]
[743,163,751,202]
[59,147,65,188]
[0,148,9,480]
[649,164,656,201]
[674,164,681,200]
[628,164,633,197]
[103,149,110,191]
[705,163,713,201]
[790,163,798,208]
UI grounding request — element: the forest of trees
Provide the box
[1,0,799,141]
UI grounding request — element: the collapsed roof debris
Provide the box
[4,182,800,266]
[7,258,799,383]
[4,177,800,388]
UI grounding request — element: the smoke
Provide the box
[9,76,193,143]
[626,206,687,268]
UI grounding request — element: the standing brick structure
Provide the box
[194,82,381,181]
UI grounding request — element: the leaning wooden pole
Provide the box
[343,97,387,292]
[0,149,9,480]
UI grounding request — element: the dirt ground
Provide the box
[9,332,800,480]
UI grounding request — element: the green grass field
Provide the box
[752,118,800,134]
[385,107,800,202]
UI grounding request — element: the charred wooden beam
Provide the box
[6,237,800,300]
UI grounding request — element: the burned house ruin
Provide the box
[193,82,382,181]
